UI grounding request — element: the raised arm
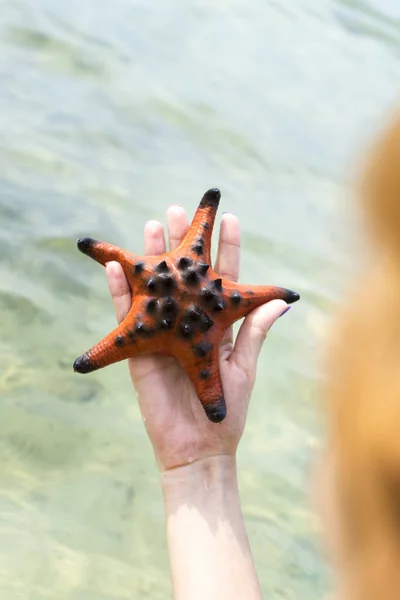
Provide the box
[105,206,292,599]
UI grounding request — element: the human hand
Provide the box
[106,205,290,471]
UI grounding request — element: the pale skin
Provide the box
[105,205,291,600]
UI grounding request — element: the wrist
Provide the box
[161,454,238,504]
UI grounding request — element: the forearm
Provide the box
[161,455,263,600]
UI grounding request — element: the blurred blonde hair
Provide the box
[326,112,400,600]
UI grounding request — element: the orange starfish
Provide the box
[73,188,299,422]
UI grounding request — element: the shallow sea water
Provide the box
[1,0,400,598]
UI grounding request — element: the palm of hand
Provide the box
[127,345,249,470]
[106,206,288,471]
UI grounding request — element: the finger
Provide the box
[230,300,289,373]
[214,213,240,281]
[144,220,166,256]
[167,205,189,250]
[106,261,132,324]
[214,213,240,348]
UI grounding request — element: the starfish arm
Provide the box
[179,345,226,423]
[77,237,140,272]
[174,188,221,264]
[221,281,300,322]
[73,291,187,374]
[73,317,154,374]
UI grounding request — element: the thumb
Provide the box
[230,300,290,374]
[105,261,131,324]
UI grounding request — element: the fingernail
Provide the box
[168,204,183,209]
[145,219,162,230]
[279,306,291,318]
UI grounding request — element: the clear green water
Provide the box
[1,0,399,598]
